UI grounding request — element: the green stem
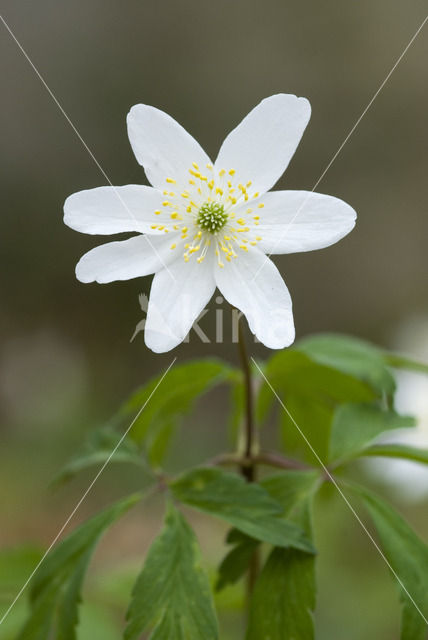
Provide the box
[237,318,256,481]
[237,317,259,602]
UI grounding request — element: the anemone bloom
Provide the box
[64,94,356,352]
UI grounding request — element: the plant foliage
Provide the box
[13,334,428,639]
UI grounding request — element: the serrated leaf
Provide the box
[216,534,259,592]
[350,484,428,640]
[56,548,93,640]
[171,468,314,552]
[297,333,396,395]
[246,547,315,640]
[123,360,235,455]
[216,470,319,592]
[18,493,141,640]
[246,497,316,640]
[328,403,415,464]
[125,503,218,640]
[17,581,59,640]
[362,444,428,465]
[258,350,374,461]
[52,426,146,487]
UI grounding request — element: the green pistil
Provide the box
[197,202,228,234]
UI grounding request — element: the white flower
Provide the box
[64,94,356,353]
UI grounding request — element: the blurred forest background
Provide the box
[1,1,427,638]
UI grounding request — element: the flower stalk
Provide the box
[237,316,260,601]
[237,317,256,482]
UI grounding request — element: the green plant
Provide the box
[11,330,428,639]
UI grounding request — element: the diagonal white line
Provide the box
[253,13,428,281]
[251,357,428,626]
[0,13,176,281]
[0,356,177,626]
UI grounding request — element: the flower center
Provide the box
[196,202,228,234]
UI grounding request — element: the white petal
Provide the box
[64,185,165,235]
[144,250,216,353]
[76,234,179,284]
[215,94,311,195]
[215,247,294,349]
[248,191,357,254]
[127,104,212,190]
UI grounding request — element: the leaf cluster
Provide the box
[15,334,428,639]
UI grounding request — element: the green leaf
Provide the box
[18,493,141,640]
[146,420,176,468]
[216,531,259,592]
[17,581,59,640]
[362,444,428,465]
[385,353,428,376]
[260,470,321,524]
[216,470,320,592]
[258,350,374,461]
[297,333,396,396]
[171,467,314,552]
[56,548,93,640]
[246,497,316,640]
[328,403,415,464]
[125,503,218,640]
[350,484,428,640]
[52,426,146,486]
[123,359,235,454]
[258,349,374,420]
[246,546,316,640]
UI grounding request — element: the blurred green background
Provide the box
[1,0,427,638]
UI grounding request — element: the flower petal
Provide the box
[144,250,216,353]
[76,234,179,284]
[247,190,356,254]
[215,94,311,195]
[127,104,212,190]
[215,247,294,349]
[64,185,166,235]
